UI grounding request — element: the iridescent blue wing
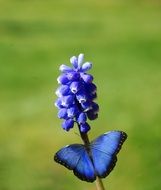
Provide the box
[90,131,127,178]
[54,144,96,182]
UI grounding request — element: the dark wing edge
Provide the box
[73,168,96,183]
[54,145,96,183]
[100,156,117,178]
[91,130,127,156]
[54,144,83,170]
[113,131,127,155]
[54,152,73,170]
[100,131,127,178]
[91,131,127,179]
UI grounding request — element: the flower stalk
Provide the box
[78,123,105,190]
[95,177,105,190]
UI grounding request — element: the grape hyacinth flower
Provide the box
[55,54,99,133]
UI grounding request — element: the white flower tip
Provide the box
[57,76,61,84]
[55,89,61,97]
[59,64,65,70]
[79,53,84,58]
[81,62,92,72]
[70,56,77,64]
[59,64,72,72]
[54,101,59,108]
[78,53,84,66]
[70,56,78,68]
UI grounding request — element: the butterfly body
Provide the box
[54,130,127,182]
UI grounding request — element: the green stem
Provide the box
[95,177,105,190]
[78,124,106,190]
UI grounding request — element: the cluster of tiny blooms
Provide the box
[55,54,99,133]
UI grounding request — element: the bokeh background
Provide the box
[0,0,161,190]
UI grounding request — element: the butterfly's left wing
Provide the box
[54,144,96,182]
[90,130,127,178]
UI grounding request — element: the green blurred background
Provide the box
[0,0,161,190]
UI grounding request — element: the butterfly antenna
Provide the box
[74,132,80,137]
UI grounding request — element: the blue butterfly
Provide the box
[54,130,127,182]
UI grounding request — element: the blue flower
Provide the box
[55,54,99,133]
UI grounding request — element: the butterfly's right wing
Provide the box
[54,144,96,182]
[90,131,127,178]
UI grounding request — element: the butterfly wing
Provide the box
[54,144,96,182]
[90,131,127,178]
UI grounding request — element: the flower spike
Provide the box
[55,54,99,133]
